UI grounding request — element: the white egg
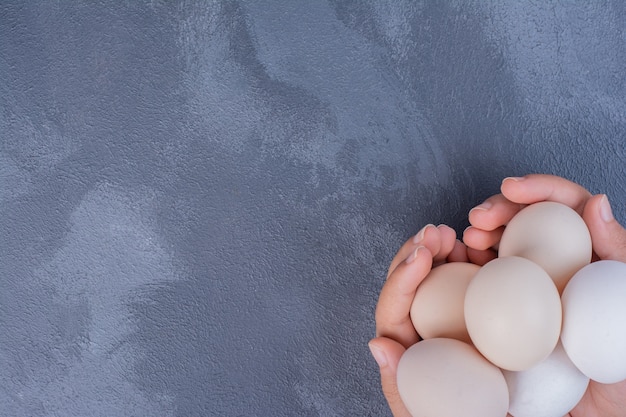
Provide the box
[561,260,626,384]
[464,257,562,371]
[410,262,480,344]
[498,201,592,293]
[397,338,509,417]
[503,342,589,417]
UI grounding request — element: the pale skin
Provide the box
[370,174,626,417]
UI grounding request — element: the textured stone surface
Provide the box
[1,1,624,416]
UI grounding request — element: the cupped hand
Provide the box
[464,173,626,417]
[464,174,626,262]
[370,224,495,417]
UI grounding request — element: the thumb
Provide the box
[368,337,412,417]
[583,194,626,262]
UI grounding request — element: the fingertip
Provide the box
[583,194,626,262]
[415,228,442,263]
[369,337,413,417]
[412,246,434,272]
[463,226,488,250]
[368,340,389,369]
[408,245,437,266]
[435,224,458,259]
[388,224,436,278]
[368,337,408,378]
[462,225,473,242]
[464,226,504,251]
[436,223,456,234]
[500,176,528,202]
[470,200,493,212]
[468,205,489,226]
[469,193,522,231]
[436,224,457,245]
[405,246,424,264]
[502,176,526,186]
[413,223,436,244]
[599,194,614,223]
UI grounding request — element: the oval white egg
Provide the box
[464,256,562,371]
[410,262,480,343]
[561,260,626,384]
[498,201,592,293]
[503,342,589,417]
[397,338,509,417]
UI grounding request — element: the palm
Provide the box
[566,379,626,417]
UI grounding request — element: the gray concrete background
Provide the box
[1,1,625,416]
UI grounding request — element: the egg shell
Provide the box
[397,338,509,417]
[561,260,626,384]
[410,262,480,344]
[498,201,592,293]
[464,256,562,371]
[503,342,589,417]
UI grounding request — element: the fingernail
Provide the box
[470,201,492,212]
[502,176,524,184]
[413,224,435,244]
[368,342,388,368]
[436,224,452,234]
[600,194,614,223]
[406,246,424,264]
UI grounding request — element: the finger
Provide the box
[463,226,505,251]
[501,174,592,215]
[433,225,458,265]
[583,194,626,262]
[447,239,469,263]
[467,247,497,266]
[387,224,437,279]
[376,246,433,347]
[368,337,413,417]
[469,193,524,231]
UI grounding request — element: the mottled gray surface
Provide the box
[1,1,625,416]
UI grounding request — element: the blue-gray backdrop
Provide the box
[1,1,625,416]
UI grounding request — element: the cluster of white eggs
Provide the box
[397,201,626,417]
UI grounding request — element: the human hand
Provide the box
[464,174,626,417]
[464,174,626,262]
[369,224,495,417]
